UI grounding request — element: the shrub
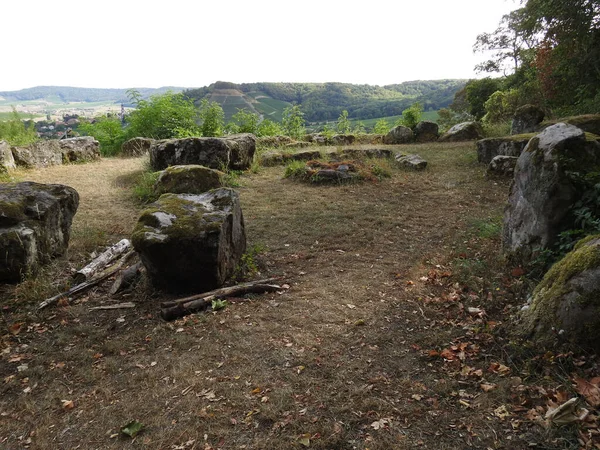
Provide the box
[396,103,423,129]
[257,119,284,137]
[198,99,225,137]
[79,116,126,156]
[336,110,351,134]
[373,119,391,134]
[282,105,306,139]
[0,108,38,146]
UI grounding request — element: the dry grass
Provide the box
[0,145,582,449]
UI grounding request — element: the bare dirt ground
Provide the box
[1,143,597,449]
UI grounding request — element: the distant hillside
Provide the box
[184,80,467,123]
[0,86,185,105]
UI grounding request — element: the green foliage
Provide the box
[373,119,391,134]
[282,105,306,139]
[79,116,126,156]
[198,99,225,137]
[126,90,200,139]
[211,299,227,311]
[230,108,260,134]
[465,78,502,120]
[256,119,284,137]
[397,102,423,129]
[352,122,366,135]
[336,110,351,134]
[437,108,475,132]
[320,124,335,140]
[221,169,243,188]
[482,89,520,123]
[132,168,160,204]
[284,160,310,180]
[0,107,38,146]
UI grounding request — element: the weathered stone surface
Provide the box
[11,137,100,168]
[439,122,483,142]
[149,134,256,171]
[563,114,600,136]
[154,165,224,196]
[303,134,329,145]
[383,126,413,145]
[395,153,427,170]
[503,123,600,264]
[122,137,155,157]
[331,134,356,145]
[59,137,100,163]
[0,140,15,172]
[284,141,311,149]
[256,135,295,148]
[476,134,533,164]
[314,169,355,181]
[0,182,79,282]
[519,235,600,351]
[260,150,322,166]
[131,188,246,293]
[511,104,545,135]
[355,134,383,145]
[487,155,518,177]
[337,148,393,160]
[414,121,439,143]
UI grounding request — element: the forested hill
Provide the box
[184,80,467,122]
[0,86,184,104]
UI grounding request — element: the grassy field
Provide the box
[0,143,592,449]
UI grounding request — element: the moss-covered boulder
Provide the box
[260,150,322,167]
[503,123,600,265]
[131,188,246,293]
[439,122,483,142]
[154,165,224,196]
[511,104,545,135]
[11,137,99,168]
[0,182,79,282]
[542,114,600,136]
[414,121,439,143]
[121,137,155,157]
[0,140,15,172]
[149,134,256,171]
[383,126,413,145]
[519,235,600,351]
[476,134,533,164]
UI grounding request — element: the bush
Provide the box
[79,116,126,156]
[257,119,284,137]
[198,99,225,137]
[396,103,423,129]
[0,108,38,146]
[282,105,306,139]
[229,108,260,135]
[373,119,390,134]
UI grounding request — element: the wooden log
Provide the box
[159,278,279,308]
[73,239,132,284]
[160,283,282,321]
[89,302,136,311]
[38,250,135,311]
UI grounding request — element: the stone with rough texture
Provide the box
[337,148,393,160]
[122,137,155,157]
[0,140,16,172]
[131,188,246,293]
[12,137,100,168]
[331,134,355,145]
[503,123,600,265]
[260,150,322,166]
[487,155,518,177]
[154,165,224,196]
[519,235,600,351]
[395,153,427,170]
[149,134,256,171]
[0,182,79,282]
[414,121,439,143]
[511,104,545,135]
[383,126,413,145]
[476,134,533,164]
[439,122,483,142]
[256,135,294,148]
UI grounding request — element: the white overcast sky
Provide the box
[1,0,517,91]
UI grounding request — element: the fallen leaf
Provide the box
[61,399,75,409]
[573,375,600,407]
[8,322,24,335]
[297,433,311,447]
[121,420,144,438]
[511,267,525,277]
[411,394,423,401]
[346,304,356,309]
[480,383,497,392]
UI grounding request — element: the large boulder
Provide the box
[414,121,439,143]
[476,134,533,164]
[121,137,155,157]
[511,104,545,135]
[439,122,483,142]
[149,134,256,171]
[563,114,600,136]
[131,188,246,293]
[487,155,518,177]
[0,182,79,282]
[59,137,100,163]
[383,126,413,145]
[0,141,16,172]
[519,235,600,351]
[395,153,427,170]
[260,149,322,166]
[503,123,600,265]
[11,138,100,168]
[154,165,224,196]
[337,148,393,160]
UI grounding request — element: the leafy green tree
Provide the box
[79,116,126,156]
[482,89,521,123]
[256,119,283,137]
[397,102,423,129]
[230,108,260,134]
[352,122,366,135]
[282,105,306,139]
[336,110,351,134]
[373,119,390,134]
[198,99,225,137]
[126,90,200,139]
[464,79,502,120]
[0,108,38,146]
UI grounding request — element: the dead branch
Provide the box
[73,239,132,284]
[38,250,135,311]
[160,281,282,321]
[89,302,136,311]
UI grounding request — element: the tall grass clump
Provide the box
[0,108,38,146]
